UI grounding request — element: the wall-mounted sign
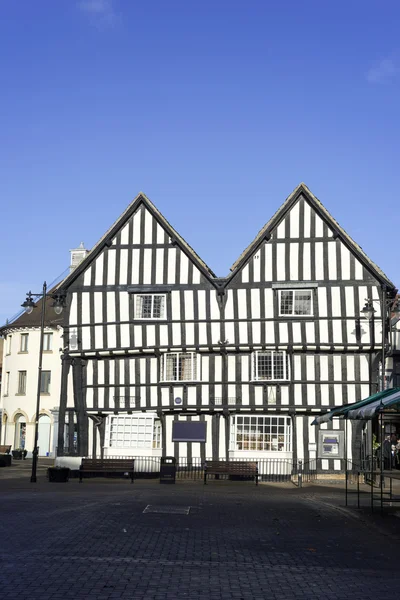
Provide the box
[172,421,207,442]
[318,431,344,458]
[174,397,182,405]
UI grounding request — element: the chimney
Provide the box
[70,242,89,273]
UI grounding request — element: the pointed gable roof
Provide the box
[57,192,216,290]
[230,182,396,290]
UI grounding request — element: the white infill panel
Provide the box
[253,252,261,282]
[180,253,189,284]
[315,242,324,280]
[341,244,351,280]
[303,202,311,237]
[289,243,299,280]
[94,292,103,323]
[107,292,116,322]
[303,242,311,280]
[167,248,176,284]
[144,208,153,244]
[132,208,141,244]
[290,201,300,238]
[251,289,260,319]
[119,249,128,285]
[314,214,324,237]
[84,266,92,286]
[107,249,116,285]
[131,249,140,284]
[155,249,164,284]
[276,244,285,280]
[95,326,103,349]
[70,293,78,326]
[156,222,165,244]
[120,222,129,244]
[328,242,337,280]
[265,243,273,281]
[296,416,304,460]
[143,249,152,284]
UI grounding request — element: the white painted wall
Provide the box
[1,327,63,457]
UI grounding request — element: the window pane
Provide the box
[166,354,177,380]
[153,295,165,318]
[280,291,293,315]
[273,352,285,379]
[294,290,312,315]
[258,353,272,380]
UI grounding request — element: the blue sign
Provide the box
[175,397,182,405]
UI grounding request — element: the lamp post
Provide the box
[361,289,400,391]
[21,283,65,483]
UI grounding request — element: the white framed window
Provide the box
[279,289,313,316]
[153,420,162,449]
[43,332,53,351]
[107,414,156,449]
[17,371,27,395]
[230,415,292,452]
[20,333,29,352]
[252,350,289,381]
[40,371,51,394]
[6,335,12,355]
[134,294,166,319]
[161,352,200,382]
[4,371,10,396]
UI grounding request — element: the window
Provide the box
[108,415,156,449]
[252,351,289,381]
[6,335,12,355]
[40,371,51,394]
[20,333,29,352]
[4,372,10,396]
[17,371,27,395]
[161,352,199,382]
[43,333,53,351]
[279,289,313,316]
[134,294,166,319]
[230,416,292,452]
[153,420,162,449]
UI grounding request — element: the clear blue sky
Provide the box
[1,1,399,324]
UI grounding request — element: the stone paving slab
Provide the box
[0,476,400,599]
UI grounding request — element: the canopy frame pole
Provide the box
[380,411,384,514]
[345,417,348,506]
[371,421,374,512]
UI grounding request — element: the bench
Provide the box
[0,445,11,454]
[79,458,135,483]
[204,460,258,485]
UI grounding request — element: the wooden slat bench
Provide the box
[204,460,258,485]
[79,458,135,483]
[0,445,11,454]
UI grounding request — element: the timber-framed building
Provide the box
[53,183,397,472]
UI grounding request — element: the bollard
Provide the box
[298,460,303,488]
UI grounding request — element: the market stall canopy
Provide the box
[311,388,400,425]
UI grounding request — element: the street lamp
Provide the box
[21,283,65,483]
[361,291,400,391]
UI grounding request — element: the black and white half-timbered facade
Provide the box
[55,183,397,473]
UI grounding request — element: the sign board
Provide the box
[172,421,207,442]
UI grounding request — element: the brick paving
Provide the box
[1,470,400,599]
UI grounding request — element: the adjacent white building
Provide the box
[0,244,89,457]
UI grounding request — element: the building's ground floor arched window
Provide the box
[14,414,26,450]
[38,414,51,456]
[230,415,292,452]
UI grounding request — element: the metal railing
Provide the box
[84,455,318,484]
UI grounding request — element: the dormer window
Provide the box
[134,294,166,320]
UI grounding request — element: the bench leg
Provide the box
[130,473,134,484]
[79,471,83,483]
[204,472,207,485]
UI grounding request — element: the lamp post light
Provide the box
[21,283,65,483]
[361,291,400,392]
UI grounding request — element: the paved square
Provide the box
[1,471,400,599]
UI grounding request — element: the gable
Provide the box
[230,184,395,289]
[60,194,216,292]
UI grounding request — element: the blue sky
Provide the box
[1,0,399,324]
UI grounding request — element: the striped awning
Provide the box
[311,388,400,425]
